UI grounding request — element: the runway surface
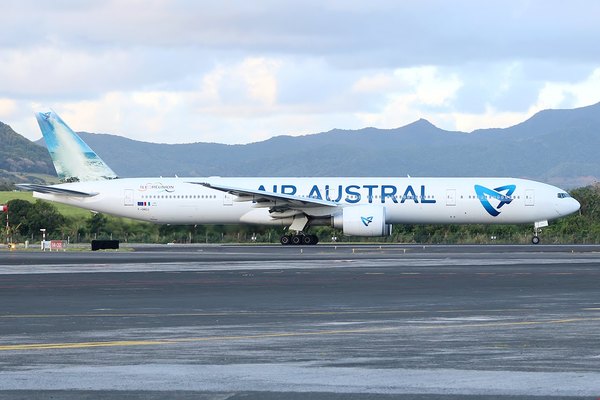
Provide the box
[1,244,600,399]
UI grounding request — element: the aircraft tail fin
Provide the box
[36,110,118,182]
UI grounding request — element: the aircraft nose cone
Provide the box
[560,197,580,216]
[571,198,581,214]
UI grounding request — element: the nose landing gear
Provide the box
[531,220,548,245]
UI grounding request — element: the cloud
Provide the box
[0,47,138,99]
[532,68,600,110]
[0,99,17,119]
[351,66,600,134]
[4,1,600,65]
[196,57,282,111]
[2,1,600,145]
[0,45,215,100]
[353,66,462,128]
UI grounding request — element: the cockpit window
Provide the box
[557,192,571,199]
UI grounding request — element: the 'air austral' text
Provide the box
[257,184,437,204]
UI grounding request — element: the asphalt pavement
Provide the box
[0,244,599,399]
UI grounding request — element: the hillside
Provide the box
[0,122,55,186]
[0,122,53,174]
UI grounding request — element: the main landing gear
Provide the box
[280,215,318,245]
[280,234,319,245]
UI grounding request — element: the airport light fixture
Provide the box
[40,228,47,251]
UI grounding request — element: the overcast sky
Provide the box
[1,0,600,144]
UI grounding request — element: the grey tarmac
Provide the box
[0,244,599,399]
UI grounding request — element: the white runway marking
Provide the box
[0,257,597,274]
[1,364,599,396]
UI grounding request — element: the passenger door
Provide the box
[124,189,134,206]
[525,189,535,206]
[446,189,456,206]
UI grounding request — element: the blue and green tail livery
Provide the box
[36,110,118,182]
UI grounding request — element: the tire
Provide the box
[302,235,313,245]
[531,236,540,245]
[280,235,291,245]
[310,235,319,245]
[291,235,303,245]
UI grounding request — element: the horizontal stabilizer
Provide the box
[16,184,98,197]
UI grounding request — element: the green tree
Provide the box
[4,199,65,240]
[87,213,109,239]
[5,199,30,239]
[27,200,66,237]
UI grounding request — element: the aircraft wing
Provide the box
[16,184,98,197]
[189,182,339,208]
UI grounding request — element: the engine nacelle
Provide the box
[333,205,392,237]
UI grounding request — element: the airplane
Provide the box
[18,111,581,245]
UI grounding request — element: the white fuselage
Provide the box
[33,177,580,227]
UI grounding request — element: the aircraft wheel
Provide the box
[291,235,303,245]
[302,235,313,245]
[531,236,540,245]
[280,235,292,245]
[311,235,319,245]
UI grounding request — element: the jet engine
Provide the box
[332,205,392,236]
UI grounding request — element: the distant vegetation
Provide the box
[0,180,15,191]
[0,122,54,177]
[0,185,597,245]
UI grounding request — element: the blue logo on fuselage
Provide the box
[474,184,516,217]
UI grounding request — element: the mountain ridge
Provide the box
[9,102,600,188]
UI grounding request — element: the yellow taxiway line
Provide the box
[1,316,599,352]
